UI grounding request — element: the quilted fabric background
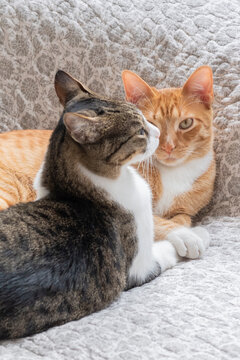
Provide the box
[0,0,240,359]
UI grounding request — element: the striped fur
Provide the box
[0,130,51,209]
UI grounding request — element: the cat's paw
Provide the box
[191,226,210,249]
[166,226,210,259]
[153,240,180,272]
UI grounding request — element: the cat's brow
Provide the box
[107,109,121,113]
[130,120,142,127]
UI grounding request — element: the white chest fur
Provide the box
[79,164,155,283]
[79,164,152,217]
[155,151,213,216]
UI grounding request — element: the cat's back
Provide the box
[0,129,51,210]
[0,129,51,175]
[0,195,126,255]
[0,196,134,339]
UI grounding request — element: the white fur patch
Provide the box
[152,240,180,272]
[130,116,160,165]
[155,151,213,216]
[33,161,50,200]
[166,226,210,259]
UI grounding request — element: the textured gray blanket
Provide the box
[0,0,240,359]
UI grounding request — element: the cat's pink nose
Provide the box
[161,143,175,154]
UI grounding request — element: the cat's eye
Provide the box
[179,118,194,130]
[139,128,146,136]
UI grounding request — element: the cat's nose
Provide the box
[161,143,175,154]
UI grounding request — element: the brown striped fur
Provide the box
[0,70,152,339]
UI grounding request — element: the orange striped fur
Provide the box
[0,130,51,210]
[122,66,216,240]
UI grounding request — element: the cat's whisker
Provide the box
[144,159,149,181]
[137,161,142,171]
[149,156,153,177]
[143,159,146,178]
[146,158,150,182]
[145,159,148,179]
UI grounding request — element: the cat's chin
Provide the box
[156,157,186,167]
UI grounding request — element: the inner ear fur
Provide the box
[54,70,95,106]
[122,70,154,105]
[182,66,214,108]
[63,112,102,144]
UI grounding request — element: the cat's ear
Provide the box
[55,70,95,106]
[182,66,214,107]
[121,70,154,105]
[64,111,102,144]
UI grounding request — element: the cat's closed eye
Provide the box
[138,128,146,136]
[147,121,156,127]
[179,118,194,130]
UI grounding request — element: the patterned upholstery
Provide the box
[0,0,239,358]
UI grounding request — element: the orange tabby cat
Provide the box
[0,129,51,209]
[122,66,215,258]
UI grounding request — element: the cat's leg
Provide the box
[126,239,180,290]
[127,216,161,289]
[168,214,191,227]
[154,215,210,259]
[154,215,190,240]
[128,217,181,289]
[127,199,179,289]
[152,240,180,272]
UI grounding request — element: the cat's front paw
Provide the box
[153,240,180,272]
[166,226,210,259]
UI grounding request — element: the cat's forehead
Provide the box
[66,97,143,126]
[144,88,186,120]
[67,97,114,113]
[67,97,140,116]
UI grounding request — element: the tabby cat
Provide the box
[0,70,179,339]
[122,66,215,259]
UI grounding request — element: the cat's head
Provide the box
[122,66,214,167]
[54,70,159,178]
